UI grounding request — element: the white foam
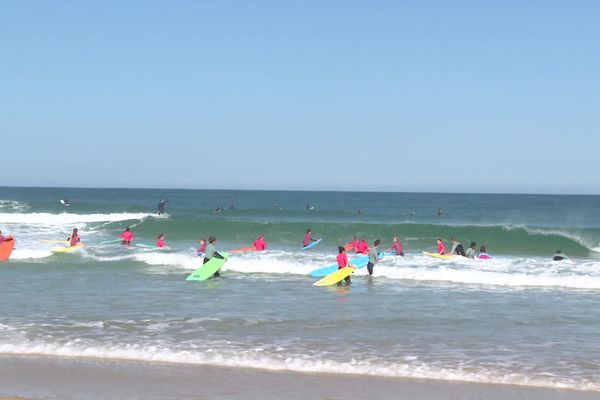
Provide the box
[10,248,53,260]
[0,340,596,392]
[0,212,153,225]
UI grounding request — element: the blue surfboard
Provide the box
[301,238,322,250]
[310,252,385,277]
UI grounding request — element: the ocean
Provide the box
[1,187,599,392]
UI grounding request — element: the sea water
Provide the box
[1,187,599,391]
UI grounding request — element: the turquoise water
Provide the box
[1,187,600,391]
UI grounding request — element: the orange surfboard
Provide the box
[0,237,15,261]
[228,247,256,253]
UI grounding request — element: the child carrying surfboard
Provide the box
[337,246,351,286]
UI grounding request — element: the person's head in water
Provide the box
[125,227,130,232]
[450,237,457,243]
[199,239,206,245]
[72,228,78,234]
[393,237,399,242]
[555,250,562,254]
[374,239,381,247]
[480,246,486,253]
[470,242,476,249]
[338,246,345,254]
[306,229,311,234]
[209,236,217,244]
[157,233,164,240]
[437,238,443,244]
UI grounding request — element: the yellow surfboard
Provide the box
[313,265,355,286]
[52,243,86,253]
[422,251,457,259]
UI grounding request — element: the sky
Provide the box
[1,1,599,194]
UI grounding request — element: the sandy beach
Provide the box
[0,355,598,400]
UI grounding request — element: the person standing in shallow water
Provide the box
[367,240,381,276]
[204,236,225,277]
[120,227,133,246]
[336,246,351,286]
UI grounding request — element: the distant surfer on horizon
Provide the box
[437,208,444,217]
[60,197,70,206]
[214,206,224,214]
[157,199,169,215]
[305,203,314,211]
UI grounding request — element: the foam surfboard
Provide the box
[52,243,86,253]
[422,251,457,259]
[228,247,255,253]
[310,253,385,277]
[311,256,368,277]
[313,266,355,286]
[100,239,122,244]
[0,237,15,261]
[186,252,230,281]
[40,239,69,244]
[301,238,322,250]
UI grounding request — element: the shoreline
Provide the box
[0,354,598,400]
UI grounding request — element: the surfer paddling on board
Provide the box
[253,234,267,251]
[337,246,352,286]
[367,240,381,276]
[120,227,134,246]
[204,236,225,277]
[552,250,570,262]
[448,237,467,257]
[437,238,446,255]
[478,246,491,259]
[68,228,80,247]
[303,229,318,248]
[386,237,404,256]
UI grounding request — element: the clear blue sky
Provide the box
[1,1,599,193]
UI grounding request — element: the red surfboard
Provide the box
[0,237,15,261]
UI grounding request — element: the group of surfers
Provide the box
[436,237,491,259]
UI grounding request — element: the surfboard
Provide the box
[228,247,255,253]
[422,251,457,259]
[0,237,15,261]
[344,243,354,252]
[310,253,385,277]
[135,243,169,250]
[313,266,355,286]
[100,239,122,244]
[301,238,322,250]
[186,252,230,281]
[40,239,69,244]
[51,243,85,253]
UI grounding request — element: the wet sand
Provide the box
[0,355,598,400]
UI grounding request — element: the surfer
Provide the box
[552,250,569,261]
[204,236,225,277]
[437,208,444,217]
[253,234,267,251]
[465,242,477,259]
[60,197,70,206]
[214,206,224,214]
[196,239,207,257]
[157,199,169,215]
[68,228,80,247]
[437,238,446,255]
[386,237,404,256]
[156,233,165,248]
[303,229,318,247]
[337,246,351,286]
[120,227,134,246]
[347,235,360,252]
[355,237,369,254]
[478,246,491,259]
[448,237,466,257]
[366,240,381,276]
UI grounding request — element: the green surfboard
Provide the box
[186,252,229,281]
